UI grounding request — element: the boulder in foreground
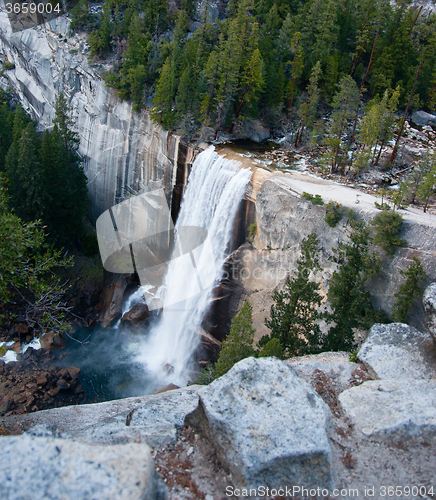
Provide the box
[339,379,436,445]
[0,434,166,500]
[186,357,333,490]
[358,323,436,381]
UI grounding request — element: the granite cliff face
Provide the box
[228,171,436,340]
[0,11,189,221]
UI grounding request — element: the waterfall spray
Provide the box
[135,147,252,387]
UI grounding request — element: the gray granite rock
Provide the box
[339,379,436,444]
[186,357,333,490]
[423,282,436,344]
[411,110,436,126]
[0,434,166,500]
[1,386,200,449]
[358,323,436,380]
[288,351,371,394]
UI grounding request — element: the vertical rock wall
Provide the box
[0,12,182,221]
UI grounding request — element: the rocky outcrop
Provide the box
[186,357,333,491]
[39,331,66,351]
[0,12,186,221]
[411,110,436,126]
[288,352,373,417]
[121,302,151,327]
[357,323,436,380]
[2,386,201,449]
[0,434,166,500]
[2,338,436,497]
[339,322,436,444]
[423,282,436,344]
[98,274,128,328]
[230,172,436,337]
[339,379,436,444]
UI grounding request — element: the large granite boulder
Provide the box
[423,282,436,344]
[411,110,436,126]
[339,379,436,445]
[186,357,333,490]
[339,323,436,444]
[0,434,166,500]
[357,323,436,380]
[1,386,201,449]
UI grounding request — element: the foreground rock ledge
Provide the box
[0,434,166,500]
[358,323,436,380]
[339,379,436,444]
[186,357,333,490]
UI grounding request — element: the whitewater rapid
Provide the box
[135,146,252,387]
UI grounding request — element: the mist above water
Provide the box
[134,147,252,388]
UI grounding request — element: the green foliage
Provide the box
[213,300,256,379]
[349,351,358,363]
[324,219,382,352]
[355,88,400,170]
[371,209,406,256]
[415,151,436,212]
[72,0,436,142]
[324,75,359,172]
[69,0,94,32]
[302,192,324,205]
[325,201,342,227]
[195,364,215,385]
[247,222,257,244]
[2,61,15,71]
[257,337,285,359]
[264,233,323,357]
[0,176,73,331]
[295,61,322,146]
[392,257,427,323]
[2,95,88,248]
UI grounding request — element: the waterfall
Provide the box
[135,146,252,388]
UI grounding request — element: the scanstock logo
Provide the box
[3,1,79,33]
[96,188,216,311]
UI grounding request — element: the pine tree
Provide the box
[0,103,13,172]
[416,152,436,212]
[392,257,427,323]
[285,32,303,117]
[295,61,322,147]
[213,300,256,379]
[40,94,88,246]
[8,122,41,221]
[371,209,406,256]
[325,75,359,173]
[325,219,381,351]
[89,0,112,57]
[151,57,176,128]
[263,233,323,357]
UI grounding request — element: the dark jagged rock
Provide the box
[98,274,128,328]
[39,332,66,351]
[121,303,151,327]
[194,328,222,363]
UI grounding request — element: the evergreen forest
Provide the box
[72,0,436,145]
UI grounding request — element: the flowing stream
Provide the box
[134,146,252,388]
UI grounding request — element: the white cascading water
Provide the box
[135,146,252,387]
